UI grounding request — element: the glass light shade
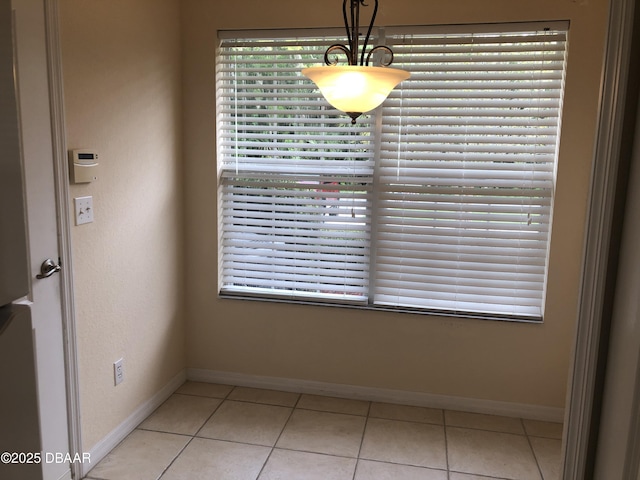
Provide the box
[302,65,410,117]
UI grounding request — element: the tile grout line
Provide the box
[353,457,449,475]
[443,410,451,480]
[270,445,363,461]
[253,390,302,480]
[191,388,234,438]
[157,386,235,479]
[156,435,196,480]
[351,400,373,480]
[369,415,448,427]
[522,417,546,480]
[134,427,195,437]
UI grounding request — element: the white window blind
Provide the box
[373,25,568,318]
[217,33,375,302]
[217,22,569,320]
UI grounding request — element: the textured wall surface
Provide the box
[60,0,185,451]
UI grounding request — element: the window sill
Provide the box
[218,292,544,324]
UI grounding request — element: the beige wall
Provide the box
[60,0,185,451]
[182,0,610,409]
[56,0,610,452]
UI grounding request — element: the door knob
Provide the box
[36,258,62,279]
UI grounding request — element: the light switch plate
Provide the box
[113,358,124,385]
[74,196,94,225]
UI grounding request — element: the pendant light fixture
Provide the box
[302,0,410,124]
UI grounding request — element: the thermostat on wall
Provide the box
[69,149,99,184]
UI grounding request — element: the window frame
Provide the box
[216,21,569,322]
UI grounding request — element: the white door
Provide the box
[12,0,71,479]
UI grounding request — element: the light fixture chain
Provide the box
[350,0,359,65]
[323,0,390,67]
[359,0,378,66]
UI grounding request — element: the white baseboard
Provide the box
[80,369,187,478]
[187,368,564,423]
[79,366,563,479]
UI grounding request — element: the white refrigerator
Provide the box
[0,0,44,478]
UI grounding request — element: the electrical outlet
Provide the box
[114,358,124,385]
[74,196,94,225]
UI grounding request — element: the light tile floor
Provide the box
[83,382,563,480]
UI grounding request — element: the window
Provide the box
[216,22,568,321]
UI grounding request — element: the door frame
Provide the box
[562,0,638,477]
[42,1,83,478]
[38,0,636,478]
